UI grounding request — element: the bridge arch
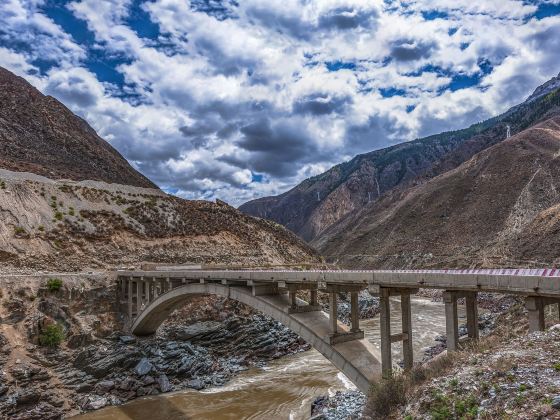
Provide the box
[131,283,381,393]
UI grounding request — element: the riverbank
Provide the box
[310,292,527,419]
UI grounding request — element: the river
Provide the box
[77,297,466,420]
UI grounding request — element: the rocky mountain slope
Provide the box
[0,169,318,272]
[240,73,560,243]
[0,66,155,188]
[316,113,560,268]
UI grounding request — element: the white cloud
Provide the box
[0,0,559,205]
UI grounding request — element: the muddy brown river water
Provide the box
[77,297,467,420]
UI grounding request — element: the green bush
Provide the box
[54,211,63,221]
[14,226,26,235]
[39,323,64,348]
[46,278,63,292]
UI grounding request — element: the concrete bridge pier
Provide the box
[324,284,365,345]
[526,296,560,332]
[443,291,479,352]
[376,287,416,378]
[277,282,321,313]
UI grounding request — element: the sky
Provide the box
[1,1,560,206]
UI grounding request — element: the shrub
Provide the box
[366,375,407,417]
[38,225,45,232]
[554,363,560,372]
[68,207,75,216]
[14,226,26,235]
[39,323,64,348]
[0,180,6,189]
[54,211,63,221]
[46,278,63,292]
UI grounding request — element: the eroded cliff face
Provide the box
[0,169,319,273]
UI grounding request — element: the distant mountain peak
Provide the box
[525,71,560,103]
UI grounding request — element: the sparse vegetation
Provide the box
[365,375,407,417]
[14,226,26,235]
[54,211,64,221]
[38,225,45,231]
[46,278,63,292]
[39,323,65,348]
[68,206,75,216]
[0,180,6,189]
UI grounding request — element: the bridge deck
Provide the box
[117,268,560,297]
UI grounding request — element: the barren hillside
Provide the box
[0,66,156,188]
[0,169,319,272]
[315,115,560,268]
[240,73,560,243]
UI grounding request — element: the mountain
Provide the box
[0,66,156,188]
[315,114,560,268]
[0,67,319,271]
[239,73,560,243]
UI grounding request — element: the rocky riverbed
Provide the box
[0,276,310,418]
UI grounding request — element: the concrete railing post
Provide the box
[443,291,459,352]
[379,288,392,378]
[401,292,413,370]
[350,291,360,333]
[526,296,545,332]
[466,292,479,339]
[329,292,338,334]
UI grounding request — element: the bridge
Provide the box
[116,268,560,393]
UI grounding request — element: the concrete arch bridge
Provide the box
[117,268,560,393]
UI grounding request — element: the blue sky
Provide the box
[1,0,559,205]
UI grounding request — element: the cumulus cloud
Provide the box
[0,0,559,205]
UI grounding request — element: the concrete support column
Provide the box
[379,288,392,378]
[310,289,318,306]
[120,277,126,302]
[289,290,297,309]
[329,292,338,334]
[526,296,545,332]
[443,291,459,352]
[136,280,142,314]
[148,278,154,302]
[466,292,479,339]
[401,292,413,370]
[350,291,360,332]
[127,277,133,319]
